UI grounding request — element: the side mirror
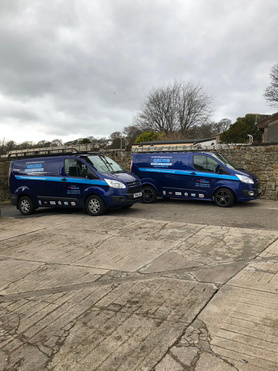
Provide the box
[216,165,230,175]
[86,173,98,179]
[216,165,222,174]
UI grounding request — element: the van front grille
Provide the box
[127,181,141,187]
[128,186,142,193]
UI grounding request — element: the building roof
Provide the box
[257,112,278,129]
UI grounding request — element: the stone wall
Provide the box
[219,145,278,200]
[1,145,277,201]
[0,160,10,201]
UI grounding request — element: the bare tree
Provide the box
[110,131,122,140]
[134,80,213,137]
[135,84,178,134]
[18,141,34,150]
[212,118,231,134]
[264,62,278,107]
[176,81,213,136]
[123,125,143,146]
[51,139,63,146]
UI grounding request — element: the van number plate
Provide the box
[133,192,142,198]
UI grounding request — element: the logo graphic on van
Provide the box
[151,158,172,166]
[67,186,81,195]
[196,179,209,183]
[25,162,44,173]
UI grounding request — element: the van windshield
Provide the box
[85,155,125,174]
[211,153,236,170]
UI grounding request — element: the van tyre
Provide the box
[86,195,105,216]
[18,196,35,215]
[142,185,157,203]
[214,188,235,207]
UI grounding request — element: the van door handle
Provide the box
[61,178,67,181]
[190,172,196,175]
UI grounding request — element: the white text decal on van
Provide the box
[151,157,172,166]
[25,161,45,173]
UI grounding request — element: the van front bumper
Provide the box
[242,188,261,198]
[111,193,142,204]
[110,185,143,205]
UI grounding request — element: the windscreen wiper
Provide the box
[111,170,126,174]
[99,155,114,172]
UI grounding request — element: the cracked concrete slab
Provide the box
[0,215,73,240]
[0,258,107,295]
[75,236,177,271]
[140,225,277,275]
[0,212,278,370]
[189,262,247,285]
[47,279,215,371]
[155,235,278,370]
[198,285,278,370]
[0,278,215,371]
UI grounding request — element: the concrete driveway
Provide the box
[0,200,278,370]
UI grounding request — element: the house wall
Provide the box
[1,145,278,202]
[264,119,278,143]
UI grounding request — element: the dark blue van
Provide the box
[10,152,142,216]
[131,151,261,207]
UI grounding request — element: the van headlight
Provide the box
[104,179,126,188]
[236,174,254,184]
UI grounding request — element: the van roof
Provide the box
[8,148,100,160]
[133,150,217,155]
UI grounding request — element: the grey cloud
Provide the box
[0,0,277,142]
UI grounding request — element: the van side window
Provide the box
[64,159,93,177]
[207,157,219,172]
[193,155,207,172]
[193,155,219,173]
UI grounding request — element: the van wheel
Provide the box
[142,186,157,203]
[18,196,35,215]
[214,188,235,207]
[86,195,106,216]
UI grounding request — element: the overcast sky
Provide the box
[0,0,277,144]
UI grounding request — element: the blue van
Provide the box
[9,152,142,216]
[131,151,261,207]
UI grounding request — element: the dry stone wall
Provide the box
[0,160,9,202]
[0,145,277,201]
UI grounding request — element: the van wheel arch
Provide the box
[85,194,106,216]
[213,187,236,207]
